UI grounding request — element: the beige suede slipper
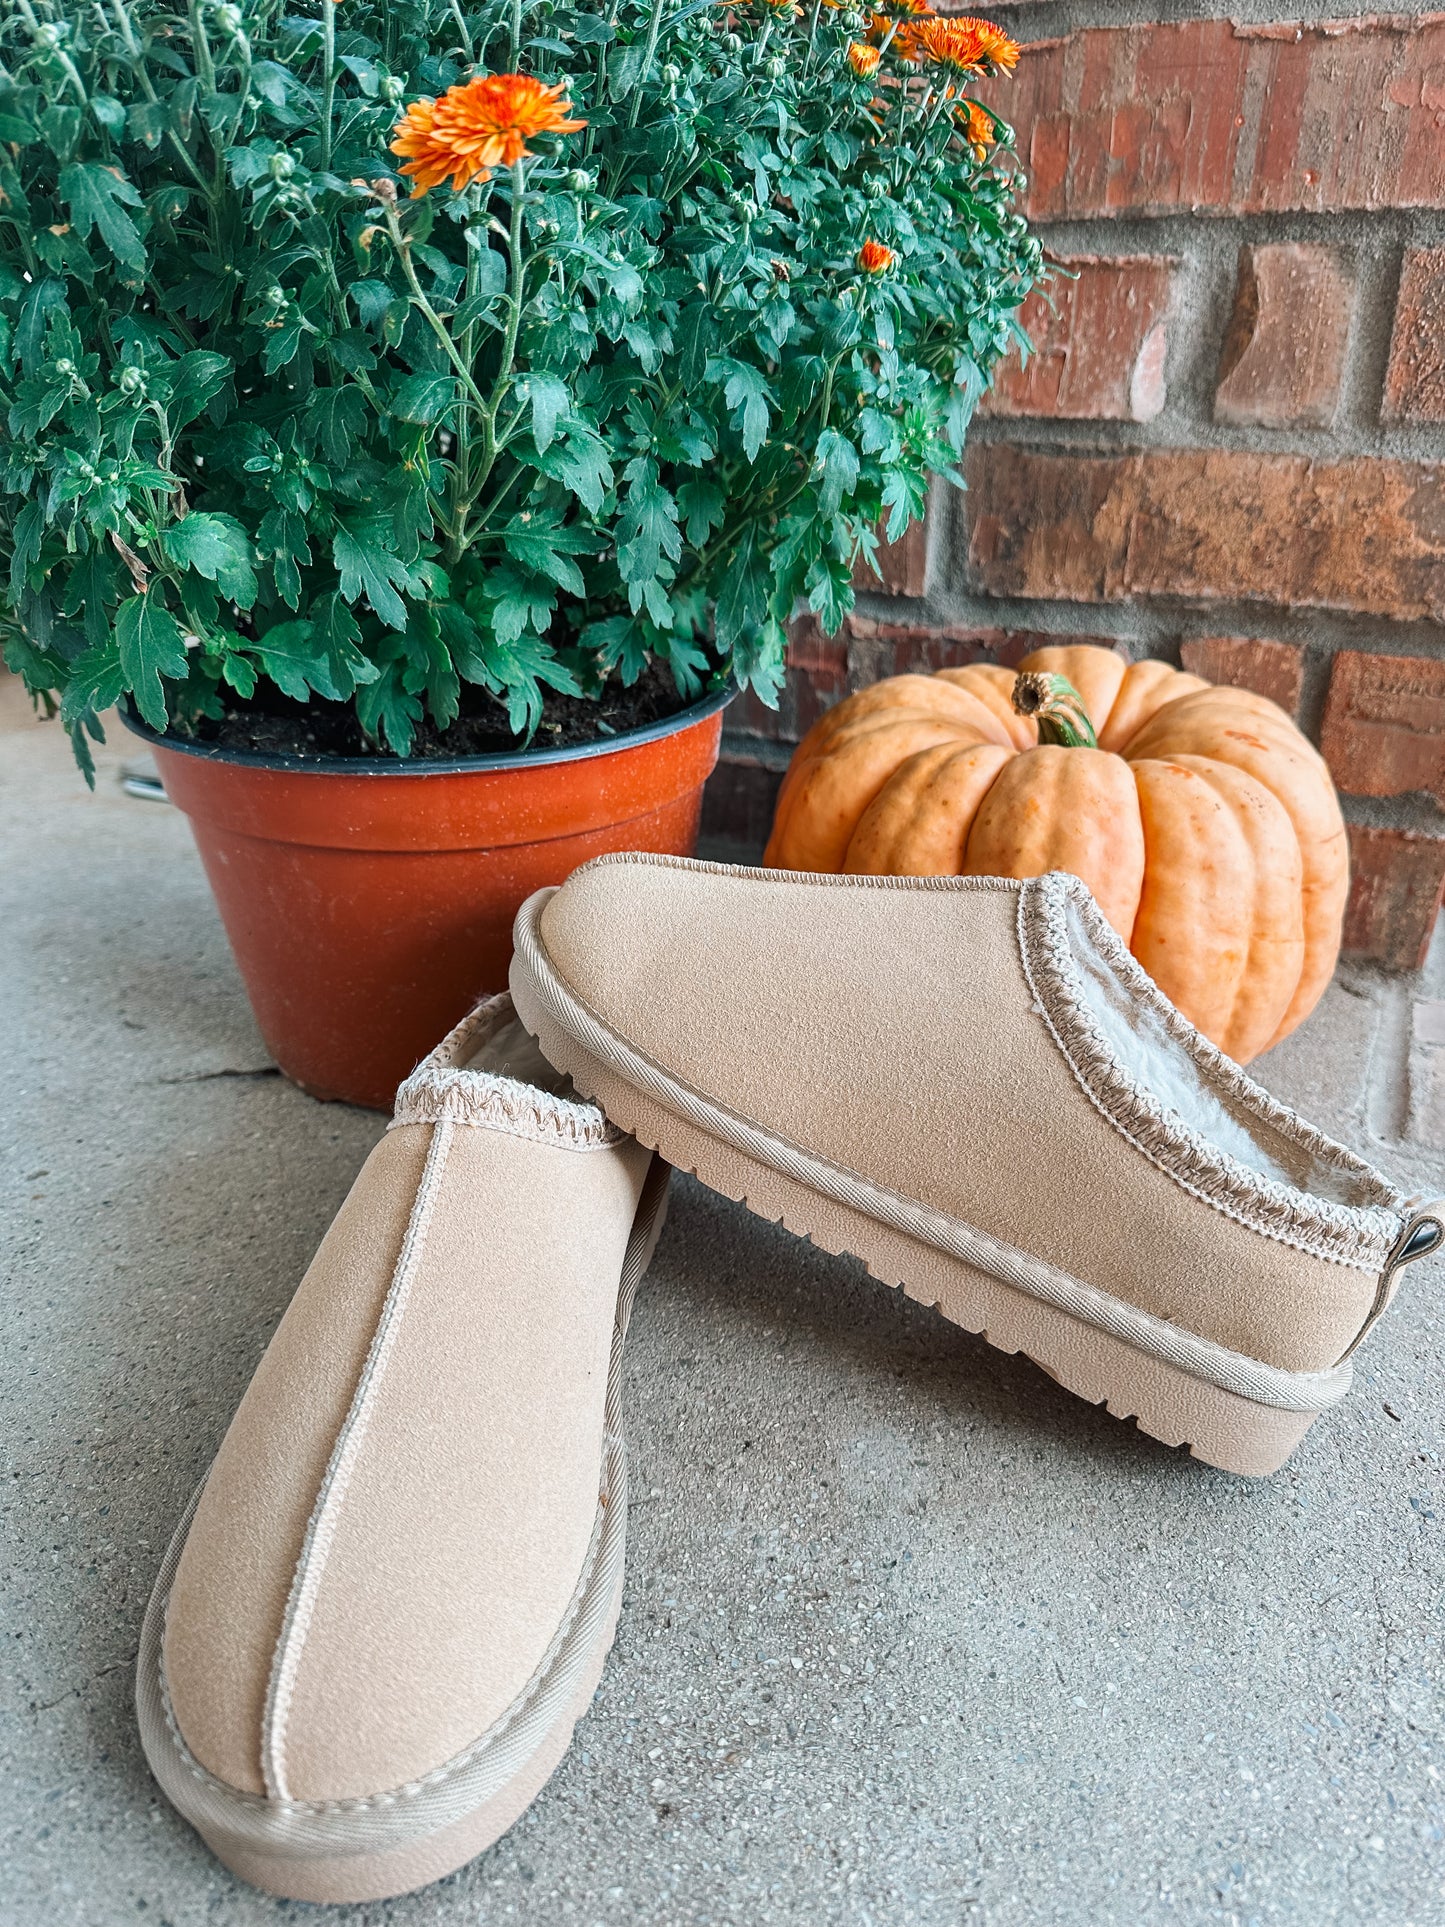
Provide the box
[136,995,666,1903]
[510,855,1442,1478]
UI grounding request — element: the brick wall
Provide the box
[704,1,1445,970]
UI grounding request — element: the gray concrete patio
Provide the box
[3,674,1444,1927]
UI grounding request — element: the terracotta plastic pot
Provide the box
[123,690,731,1109]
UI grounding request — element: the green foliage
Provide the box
[0,0,1041,773]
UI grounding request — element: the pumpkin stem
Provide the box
[1011,672,1098,749]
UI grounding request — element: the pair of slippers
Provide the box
[138,855,1443,1903]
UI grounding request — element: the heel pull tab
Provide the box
[1338,1200,1445,1365]
[1395,1213,1444,1268]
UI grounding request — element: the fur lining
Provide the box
[1017,873,1404,1272]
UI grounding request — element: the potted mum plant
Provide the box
[0,0,1039,1107]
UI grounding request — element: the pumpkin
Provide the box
[763,644,1348,1062]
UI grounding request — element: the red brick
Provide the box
[964,444,1445,622]
[984,255,1176,421]
[1340,824,1445,970]
[1179,637,1305,718]
[1214,244,1354,429]
[1002,16,1445,223]
[853,514,929,598]
[1319,651,1445,805]
[1383,247,1445,423]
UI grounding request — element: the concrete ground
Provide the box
[3,676,1444,1927]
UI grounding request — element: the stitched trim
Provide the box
[565,849,1024,895]
[391,1070,622,1144]
[262,1116,457,1800]
[136,1156,671,1860]
[510,894,1357,1413]
[390,992,622,1146]
[1016,873,1404,1272]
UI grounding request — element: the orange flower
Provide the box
[858,239,895,274]
[909,15,1019,77]
[848,42,881,77]
[958,98,996,158]
[964,14,1021,70]
[390,74,585,196]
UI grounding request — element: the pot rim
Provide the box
[119,682,735,776]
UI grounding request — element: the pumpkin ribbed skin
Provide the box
[763,644,1348,1062]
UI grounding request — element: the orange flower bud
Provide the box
[847,42,881,77]
[858,239,895,274]
[958,99,996,160]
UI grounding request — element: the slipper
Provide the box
[136,994,667,1902]
[510,854,1441,1477]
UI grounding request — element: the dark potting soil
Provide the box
[185,660,694,762]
